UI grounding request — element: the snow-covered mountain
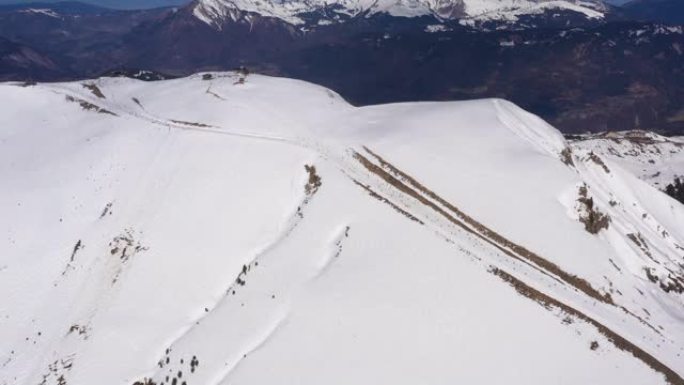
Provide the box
[1,73,683,385]
[570,131,684,192]
[193,0,608,27]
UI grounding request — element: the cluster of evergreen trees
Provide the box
[664,177,684,204]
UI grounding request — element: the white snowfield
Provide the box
[1,73,683,385]
[193,0,606,27]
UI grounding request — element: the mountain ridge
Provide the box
[0,1,682,135]
[1,72,683,385]
[191,0,608,28]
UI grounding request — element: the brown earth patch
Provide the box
[304,165,322,196]
[577,185,610,234]
[82,83,105,99]
[560,147,575,167]
[588,152,611,173]
[65,95,116,116]
[170,119,213,128]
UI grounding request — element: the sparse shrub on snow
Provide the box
[577,185,610,234]
[82,83,105,99]
[664,177,684,204]
[304,165,322,195]
[560,147,574,167]
[588,152,611,173]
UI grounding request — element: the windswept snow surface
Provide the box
[1,73,683,385]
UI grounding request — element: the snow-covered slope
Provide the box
[192,0,607,27]
[1,73,683,385]
[570,131,684,191]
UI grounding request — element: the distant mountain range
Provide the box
[621,0,684,25]
[192,0,608,28]
[0,0,682,134]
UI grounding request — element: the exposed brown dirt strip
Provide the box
[620,306,663,337]
[491,267,683,385]
[351,179,424,224]
[353,150,563,286]
[359,147,613,305]
[170,119,214,128]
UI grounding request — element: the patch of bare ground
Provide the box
[627,232,658,263]
[64,95,116,116]
[560,147,575,167]
[37,356,75,385]
[108,229,148,284]
[490,267,683,385]
[109,230,147,263]
[355,147,612,305]
[145,351,200,385]
[577,185,610,234]
[292,165,323,221]
[304,165,322,196]
[169,119,213,128]
[588,151,611,173]
[100,202,113,218]
[82,83,105,99]
[60,240,83,276]
[67,324,89,339]
[132,379,156,385]
[69,240,82,263]
[351,179,423,224]
[644,267,684,294]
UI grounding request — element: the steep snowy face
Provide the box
[569,131,684,191]
[192,0,606,27]
[1,73,683,385]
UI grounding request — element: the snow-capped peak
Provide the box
[192,0,607,28]
[18,8,61,18]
